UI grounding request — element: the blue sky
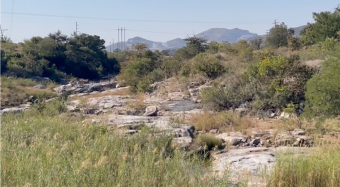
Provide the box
[1,0,339,45]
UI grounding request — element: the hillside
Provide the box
[105,27,259,51]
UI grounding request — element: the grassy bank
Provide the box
[268,144,340,187]
[1,76,57,108]
[1,107,231,187]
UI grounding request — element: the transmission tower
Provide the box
[0,25,8,39]
[76,22,79,36]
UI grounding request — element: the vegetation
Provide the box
[1,106,231,187]
[268,145,340,187]
[1,4,340,187]
[1,31,119,82]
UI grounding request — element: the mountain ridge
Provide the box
[105,26,306,52]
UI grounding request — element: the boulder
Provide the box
[33,84,46,89]
[144,106,158,116]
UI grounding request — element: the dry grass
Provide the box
[1,76,57,108]
[267,144,340,187]
[187,111,253,132]
[1,102,232,187]
[126,93,147,111]
[156,77,189,97]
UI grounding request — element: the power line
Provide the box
[1,11,270,24]
[9,0,15,37]
[126,29,187,35]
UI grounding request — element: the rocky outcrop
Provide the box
[54,81,117,95]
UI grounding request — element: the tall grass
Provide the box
[267,145,340,187]
[1,104,231,187]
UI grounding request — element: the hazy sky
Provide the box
[1,0,339,45]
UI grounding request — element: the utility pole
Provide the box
[112,39,114,52]
[120,27,123,50]
[76,22,79,36]
[110,42,112,52]
[117,27,120,50]
[0,25,8,39]
[273,19,278,25]
[124,27,126,50]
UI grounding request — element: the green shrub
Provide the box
[194,133,223,151]
[304,48,340,117]
[181,53,227,79]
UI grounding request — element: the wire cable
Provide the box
[1,11,269,24]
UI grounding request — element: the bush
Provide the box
[200,84,248,111]
[181,53,227,79]
[194,133,223,151]
[304,49,340,117]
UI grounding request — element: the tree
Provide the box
[246,53,315,110]
[249,37,263,50]
[304,50,340,117]
[1,49,7,73]
[266,22,291,48]
[119,58,157,92]
[300,7,340,45]
[64,33,118,79]
[174,36,208,60]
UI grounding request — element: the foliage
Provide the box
[1,49,8,73]
[194,133,223,151]
[246,54,315,110]
[304,49,340,117]
[249,37,263,50]
[119,58,161,93]
[174,36,208,60]
[161,58,183,78]
[1,31,120,82]
[300,7,340,45]
[181,53,227,79]
[266,22,292,48]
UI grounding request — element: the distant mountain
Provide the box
[292,25,306,37]
[105,37,185,52]
[195,28,258,43]
[105,27,261,52]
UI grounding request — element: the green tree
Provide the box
[64,33,119,79]
[181,53,227,79]
[305,50,340,117]
[266,22,291,48]
[300,7,340,45]
[1,49,7,73]
[249,37,263,50]
[246,54,315,110]
[119,58,157,92]
[174,36,208,60]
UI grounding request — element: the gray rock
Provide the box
[212,147,276,178]
[33,84,46,89]
[0,107,27,115]
[144,106,158,116]
[172,137,193,149]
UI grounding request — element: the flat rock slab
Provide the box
[212,147,276,178]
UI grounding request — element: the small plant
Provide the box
[194,133,223,151]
